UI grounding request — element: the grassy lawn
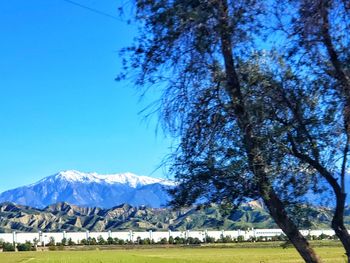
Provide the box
[0,246,347,263]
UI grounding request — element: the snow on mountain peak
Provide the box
[56,170,94,182]
[1,170,174,208]
[51,170,173,188]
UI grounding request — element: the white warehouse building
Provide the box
[0,229,336,246]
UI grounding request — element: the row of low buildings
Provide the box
[0,229,336,245]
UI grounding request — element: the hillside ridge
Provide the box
[0,201,348,233]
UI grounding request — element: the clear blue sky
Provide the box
[0,0,172,192]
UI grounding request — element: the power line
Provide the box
[62,0,122,21]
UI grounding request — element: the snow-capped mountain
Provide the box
[0,170,174,208]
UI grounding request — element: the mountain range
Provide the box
[1,170,349,233]
[0,170,173,208]
[0,201,345,233]
[1,170,349,209]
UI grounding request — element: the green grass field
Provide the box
[0,246,347,263]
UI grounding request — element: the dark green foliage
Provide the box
[47,237,55,246]
[97,236,106,245]
[159,238,168,244]
[117,239,125,245]
[107,237,114,245]
[61,238,67,246]
[67,238,75,246]
[2,242,15,252]
[237,236,244,242]
[186,237,201,244]
[17,242,33,251]
[220,235,233,243]
[136,237,151,245]
[318,234,331,240]
[205,236,216,243]
[174,237,185,244]
[89,238,97,245]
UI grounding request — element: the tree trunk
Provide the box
[289,142,350,262]
[319,6,350,260]
[263,189,322,262]
[332,193,350,263]
[250,152,322,263]
[249,149,322,262]
[216,1,322,261]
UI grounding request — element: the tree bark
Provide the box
[264,187,321,263]
[289,136,350,262]
[312,3,350,260]
[332,193,350,262]
[216,0,322,262]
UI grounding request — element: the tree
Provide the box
[97,235,106,245]
[47,237,55,246]
[159,237,168,244]
[270,0,350,260]
[168,236,174,244]
[68,238,75,246]
[33,238,39,248]
[120,1,323,262]
[107,237,114,245]
[90,237,97,245]
[61,238,67,246]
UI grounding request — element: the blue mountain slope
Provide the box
[0,170,173,208]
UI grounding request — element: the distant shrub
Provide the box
[270,236,279,242]
[136,237,153,245]
[331,235,339,240]
[159,238,168,244]
[186,237,201,244]
[68,238,75,246]
[107,237,114,245]
[90,238,97,245]
[0,238,4,248]
[205,236,215,243]
[47,237,55,246]
[248,236,257,242]
[2,242,15,252]
[143,238,152,245]
[33,238,39,246]
[237,235,245,242]
[174,237,185,244]
[17,242,33,251]
[318,233,331,240]
[61,238,67,245]
[220,235,233,243]
[117,239,125,245]
[97,236,106,245]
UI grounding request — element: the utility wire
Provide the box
[62,0,122,21]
